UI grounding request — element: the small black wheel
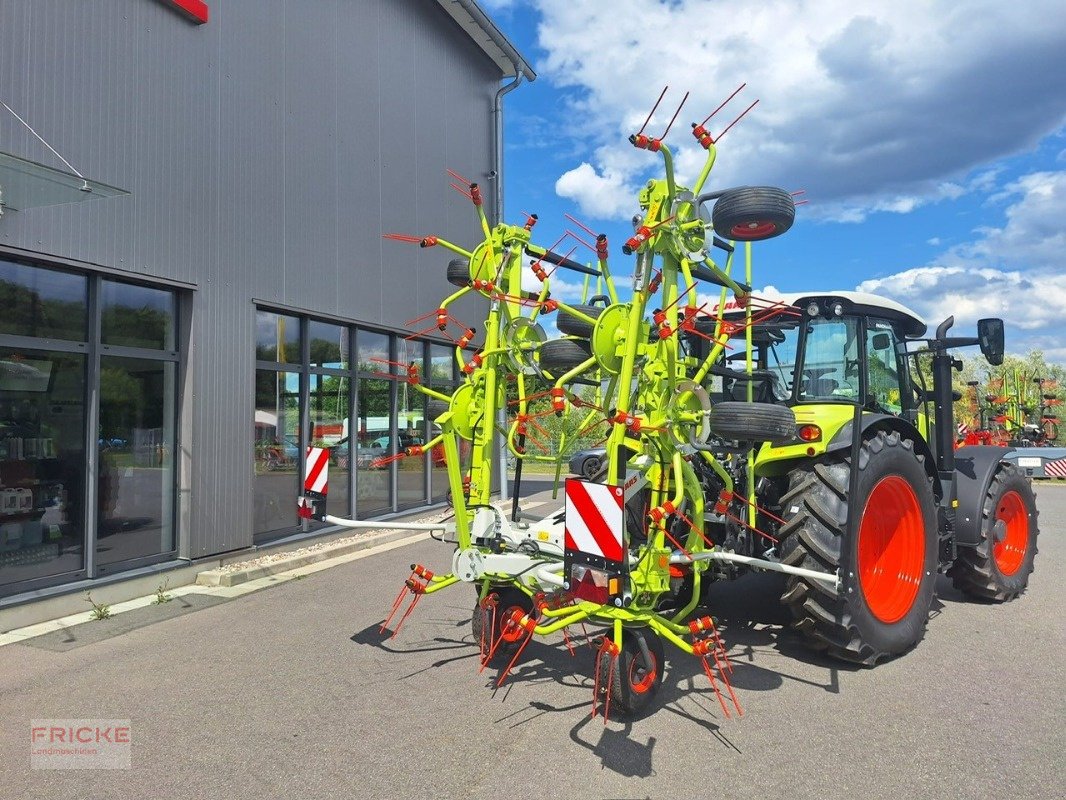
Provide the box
[557,304,606,338]
[446,258,470,287]
[581,455,603,480]
[712,186,795,241]
[538,338,594,375]
[709,401,796,443]
[426,399,450,419]
[472,587,534,662]
[595,628,665,717]
[948,465,1039,601]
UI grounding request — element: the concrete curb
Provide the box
[194,528,425,587]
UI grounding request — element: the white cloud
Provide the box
[533,0,1066,221]
[855,169,1066,362]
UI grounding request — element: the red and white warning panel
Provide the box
[564,479,626,605]
[298,446,329,520]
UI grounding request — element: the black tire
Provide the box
[712,186,795,242]
[778,431,937,665]
[472,587,533,662]
[538,338,593,375]
[948,466,1038,601]
[557,304,605,338]
[581,455,604,480]
[595,628,664,717]
[446,258,470,288]
[426,399,449,419]
[709,401,796,443]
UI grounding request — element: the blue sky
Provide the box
[482,0,1066,361]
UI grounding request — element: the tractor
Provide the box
[701,292,1040,664]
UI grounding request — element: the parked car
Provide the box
[569,447,606,479]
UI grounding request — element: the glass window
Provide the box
[254,369,301,536]
[0,260,87,341]
[866,320,904,414]
[96,356,176,571]
[309,321,348,370]
[429,344,456,386]
[256,311,301,364]
[355,376,392,516]
[0,349,86,592]
[357,330,390,374]
[396,380,426,511]
[798,317,860,401]
[309,372,350,521]
[101,280,176,350]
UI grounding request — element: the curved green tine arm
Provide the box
[432,237,474,259]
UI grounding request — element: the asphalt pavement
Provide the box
[1,485,1064,800]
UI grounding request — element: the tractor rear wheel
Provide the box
[778,430,937,665]
[948,465,1038,601]
[595,627,665,717]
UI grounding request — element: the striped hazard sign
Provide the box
[1044,457,1066,478]
[564,479,624,563]
[304,446,329,497]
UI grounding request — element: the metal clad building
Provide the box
[0,0,531,602]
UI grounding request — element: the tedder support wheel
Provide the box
[778,430,937,665]
[711,186,796,242]
[538,338,593,374]
[426,399,450,419]
[557,304,605,338]
[948,465,1039,601]
[446,258,470,287]
[472,587,534,663]
[595,627,665,717]
[708,401,796,443]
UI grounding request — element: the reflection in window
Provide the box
[101,281,176,350]
[357,330,390,374]
[356,377,392,515]
[256,311,301,363]
[396,377,426,511]
[798,318,860,401]
[0,260,87,341]
[254,370,300,536]
[309,321,347,369]
[866,321,903,414]
[96,356,176,570]
[0,349,86,591]
[309,372,350,521]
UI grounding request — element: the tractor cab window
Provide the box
[866,320,903,414]
[797,317,860,401]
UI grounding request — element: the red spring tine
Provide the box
[659,90,689,140]
[446,167,472,186]
[699,654,732,719]
[497,616,537,688]
[563,212,599,239]
[716,99,759,141]
[637,86,669,137]
[380,583,411,634]
[716,658,743,716]
[382,233,425,243]
[565,229,597,253]
[389,590,424,639]
[562,626,576,657]
[449,182,473,200]
[700,83,746,127]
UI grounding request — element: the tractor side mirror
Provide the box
[977,318,1004,366]
[871,332,891,351]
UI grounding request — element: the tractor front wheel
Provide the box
[948,465,1038,601]
[779,430,937,665]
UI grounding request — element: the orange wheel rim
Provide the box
[857,476,925,624]
[993,490,1028,576]
[628,650,657,694]
[499,605,526,643]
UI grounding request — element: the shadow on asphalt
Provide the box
[347,571,859,773]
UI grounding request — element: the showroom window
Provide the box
[0,258,181,598]
[253,309,456,541]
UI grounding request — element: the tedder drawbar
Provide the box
[298,86,1039,720]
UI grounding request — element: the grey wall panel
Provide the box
[0,0,504,559]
